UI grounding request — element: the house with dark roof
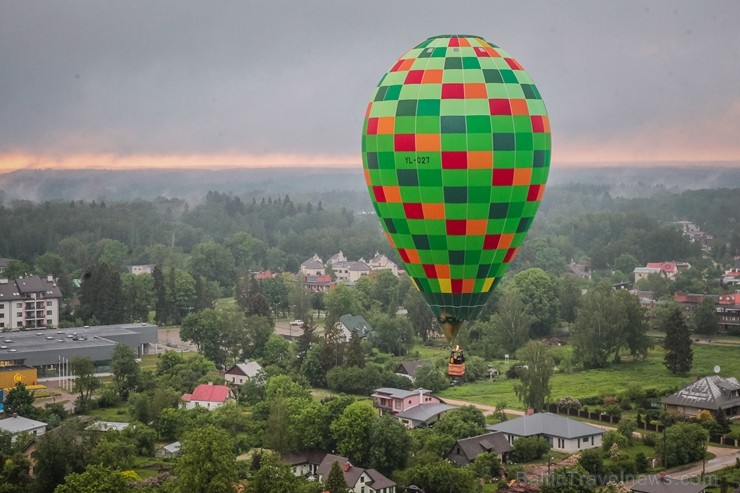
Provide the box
[338,314,373,340]
[181,383,233,410]
[332,260,371,284]
[662,375,740,417]
[300,254,325,277]
[304,273,335,293]
[487,412,604,453]
[224,360,264,386]
[630,474,705,493]
[372,387,455,428]
[394,360,431,382]
[0,275,63,329]
[367,252,399,276]
[316,454,396,493]
[446,431,513,466]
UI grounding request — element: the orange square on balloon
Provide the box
[462,279,476,293]
[499,233,515,249]
[385,232,395,248]
[513,168,532,185]
[383,186,402,203]
[435,264,450,279]
[422,202,445,219]
[510,99,529,115]
[468,151,492,169]
[416,133,441,151]
[377,117,395,134]
[467,219,488,235]
[398,59,414,71]
[464,83,488,99]
[422,70,443,84]
[406,249,421,264]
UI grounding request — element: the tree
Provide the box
[330,401,377,466]
[469,452,502,481]
[514,340,554,411]
[655,422,708,467]
[33,424,94,493]
[54,465,136,493]
[491,288,532,355]
[511,436,550,462]
[175,425,237,493]
[413,364,450,393]
[694,298,719,337]
[558,275,583,324]
[367,415,410,474]
[400,460,477,493]
[120,272,154,322]
[111,343,140,400]
[344,330,366,368]
[510,268,560,337]
[3,382,36,417]
[661,304,693,374]
[368,312,414,356]
[70,357,101,412]
[324,460,349,493]
[77,263,124,325]
[404,284,435,342]
[323,283,362,330]
[189,241,236,289]
[434,406,486,440]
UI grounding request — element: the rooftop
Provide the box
[661,375,740,411]
[488,412,604,439]
[0,415,47,434]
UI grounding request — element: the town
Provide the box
[1,185,739,493]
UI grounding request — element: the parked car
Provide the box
[289,320,304,327]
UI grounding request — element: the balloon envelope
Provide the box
[361,34,551,340]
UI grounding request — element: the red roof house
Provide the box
[181,383,233,410]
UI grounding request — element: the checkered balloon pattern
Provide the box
[361,35,551,337]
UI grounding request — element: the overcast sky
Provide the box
[1,1,739,172]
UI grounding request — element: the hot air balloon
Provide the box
[361,34,551,345]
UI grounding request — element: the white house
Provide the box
[367,252,399,276]
[181,383,233,410]
[0,275,63,329]
[317,454,396,493]
[487,412,604,453]
[224,361,264,386]
[300,255,325,277]
[0,415,47,442]
[332,260,371,284]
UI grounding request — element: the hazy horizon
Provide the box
[2,1,739,173]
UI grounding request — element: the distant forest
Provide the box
[0,167,739,299]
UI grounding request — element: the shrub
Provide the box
[511,436,549,463]
[602,431,628,452]
[642,433,657,447]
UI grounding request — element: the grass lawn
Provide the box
[436,343,740,409]
[88,403,131,422]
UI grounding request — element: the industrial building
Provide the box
[0,323,158,377]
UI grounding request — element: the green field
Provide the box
[437,343,740,409]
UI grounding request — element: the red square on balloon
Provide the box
[442,84,465,99]
[492,168,515,186]
[446,220,467,235]
[405,70,424,84]
[394,134,416,151]
[403,202,424,219]
[489,99,512,115]
[442,152,468,169]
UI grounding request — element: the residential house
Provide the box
[0,275,63,329]
[661,375,740,418]
[338,314,373,340]
[394,360,431,382]
[367,252,399,276]
[0,415,47,442]
[630,474,706,493]
[568,259,592,280]
[300,255,325,277]
[633,266,664,284]
[283,449,328,478]
[372,387,455,428]
[317,454,396,493]
[721,259,740,287]
[0,258,10,275]
[673,292,740,334]
[181,383,233,410]
[332,260,371,284]
[254,270,274,281]
[224,360,264,386]
[446,431,513,466]
[395,402,457,428]
[487,412,604,452]
[156,441,181,459]
[327,251,348,267]
[645,261,690,280]
[126,264,155,275]
[304,273,335,293]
